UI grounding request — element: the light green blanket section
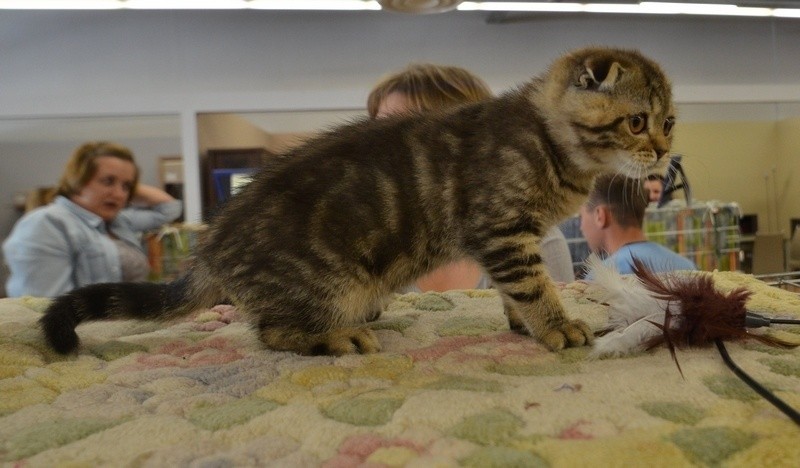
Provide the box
[1,275,799,466]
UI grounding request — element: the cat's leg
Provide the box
[477,241,593,351]
[505,279,593,351]
[258,325,381,356]
[246,294,383,355]
[364,309,383,322]
[364,293,393,322]
[501,296,527,333]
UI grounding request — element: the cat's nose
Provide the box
[655,148,669,160]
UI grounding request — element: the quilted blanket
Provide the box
[1,273,799,467]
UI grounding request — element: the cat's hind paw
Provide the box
[538,319,593,351]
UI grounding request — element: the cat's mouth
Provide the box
[612,150,662,179]
[632,150,660,167]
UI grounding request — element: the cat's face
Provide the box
[541,48,675,178]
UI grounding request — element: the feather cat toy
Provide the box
[588,255,800,424]
[589,255,797,362]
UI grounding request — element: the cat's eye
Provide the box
[628,114,647,135]
[663,117,675,136]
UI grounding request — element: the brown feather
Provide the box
[631,258,797,375]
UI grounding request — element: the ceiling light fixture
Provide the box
[378,0,463,14]
[247,0,381,11]
[0,0,118,9]
[458,2,774,17]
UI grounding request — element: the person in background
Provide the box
[367,63,575,291]
[643,173,665,203]
[3,141,182,297]
[580,174,696,279]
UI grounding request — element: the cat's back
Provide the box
[203,88,559,262]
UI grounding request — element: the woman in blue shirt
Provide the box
[3,141,182,297]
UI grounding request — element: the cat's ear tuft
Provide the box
[576,58,626,91]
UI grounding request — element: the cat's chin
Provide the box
[570,152,653,178]
[603,155,660,179]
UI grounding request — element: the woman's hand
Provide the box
[130,184,175,207]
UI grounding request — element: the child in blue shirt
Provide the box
[580,174,696,279]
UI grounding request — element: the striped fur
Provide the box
[41,47,674,356]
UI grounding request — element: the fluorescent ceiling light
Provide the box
[638,2,770,16]
[774,8,800,18]
[0,0,382,9]
[459,2,789,18]
[247,0,380,11]
[0,1,796,19]
[124,0,381,10]
[0,0,118,8]
[123,0,248,9]
[457,2,582,13]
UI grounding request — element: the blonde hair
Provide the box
[56,141,139,202]
[367,63,492,118]
[24,186,56,212]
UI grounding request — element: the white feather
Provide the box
[585,254,674,358]
[590,313,665,358]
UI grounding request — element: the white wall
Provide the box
[1,10,799,239]
[2,10,799,117]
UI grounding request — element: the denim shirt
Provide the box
[3,196,182,298]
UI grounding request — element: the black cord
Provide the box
[714,339,800,426]
[769,318,800,325]
[745,311,800,328]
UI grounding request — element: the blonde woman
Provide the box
[3,141,182,297]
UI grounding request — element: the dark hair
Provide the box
[55,141,139,202]
[586,175,649,228]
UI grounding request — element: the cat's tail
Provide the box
[40,267,221,354]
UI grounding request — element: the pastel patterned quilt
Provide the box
[1,273,799,467]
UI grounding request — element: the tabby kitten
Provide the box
[41,47,674,356]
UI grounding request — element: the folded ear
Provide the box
[576,58,626,91]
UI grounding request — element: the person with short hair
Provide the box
[580,174,696,278]
[644,173,665,203]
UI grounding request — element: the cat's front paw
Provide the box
[320,327,382,356]
[538,319,593,351]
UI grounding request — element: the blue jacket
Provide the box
[3,196,182,297]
